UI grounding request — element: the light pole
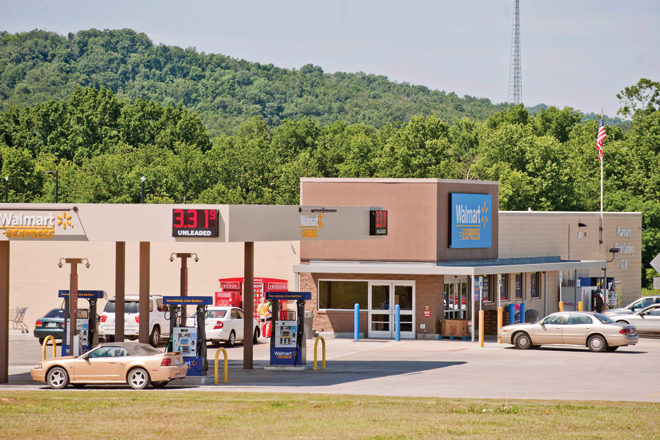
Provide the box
[45,171,59,203]
[58,257,90,355]
[141,176,146,204]
[170,253,198,326]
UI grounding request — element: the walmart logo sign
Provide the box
[450,193,492,249]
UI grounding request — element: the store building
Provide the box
[295,178,642,339]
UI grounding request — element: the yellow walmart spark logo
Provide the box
[57,211,73,230]
[481,202,489,229]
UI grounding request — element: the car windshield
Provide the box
[208,310,227,319]
[594,313,615,324]
[103,301,139,314]
[44,309,65,318]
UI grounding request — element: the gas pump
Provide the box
[59,290,107,356]
[266,291,311,367]
[163,296,212,376]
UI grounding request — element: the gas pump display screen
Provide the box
[172,209,219,238]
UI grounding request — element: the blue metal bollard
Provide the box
[395,304,401,341]
[520,302,526,324]
[354,303,360,341]
[508,303,515,325]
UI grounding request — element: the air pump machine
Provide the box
[266,291,311,367]
[163,296,212,376]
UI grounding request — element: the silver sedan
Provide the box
[612,304,660,336]
[498,312,638,352]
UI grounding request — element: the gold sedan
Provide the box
[498,312,638,352]
[31,342,187,389]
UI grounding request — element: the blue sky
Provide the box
[3,0,659,117]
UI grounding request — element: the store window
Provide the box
[482,276,491,302]
[319,280,368,310]
[500,275,509,301]
[531,272,540,299]
[515,274,522,300]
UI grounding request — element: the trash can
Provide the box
[304,310,314,339]
[525,309,540,324]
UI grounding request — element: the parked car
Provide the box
[604,296,660,316]
[31,342,186,389]
[99,296,169,347]
[498,311,638,352]
[612,304,660,336]
[186,306,259,347]
[33,308,91,344]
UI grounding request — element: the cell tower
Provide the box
[507,0,522,107]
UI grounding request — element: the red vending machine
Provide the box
[215,277,289,338]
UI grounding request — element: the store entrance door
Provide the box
[368,282,415,339]
[444,279,468,320]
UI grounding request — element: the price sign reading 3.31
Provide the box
[172,209,219,237]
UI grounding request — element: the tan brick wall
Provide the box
[499,212,642,305]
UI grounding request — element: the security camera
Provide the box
[58,262,63,268]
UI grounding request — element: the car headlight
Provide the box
[34,364,42,369]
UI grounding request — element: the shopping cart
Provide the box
[10,307,29,333]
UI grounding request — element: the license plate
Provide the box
[47,322,58,328]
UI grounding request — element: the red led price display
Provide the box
[369,210,388,236]
[172,209,219,238]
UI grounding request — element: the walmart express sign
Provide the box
[450,193,492,249]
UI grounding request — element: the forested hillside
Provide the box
[0,29,508,137]
[1,80,659,286]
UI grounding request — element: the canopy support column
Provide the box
[115,242,125,342]
[139,242,150,344]
[470,274,475,343]
[0,241,9,383]
[244,242,254,369]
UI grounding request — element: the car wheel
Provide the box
[588,335,607,352]
[605,346,619,352]
[47,367,69,390]
[253,327,260,344]
[513,332,532,350]
[152,381,169,388]
[38,338,45,345]
[149,326,160,347]
[127,368,150,390]
[226,331,236,347]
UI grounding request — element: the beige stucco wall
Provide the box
[9,240,299,332]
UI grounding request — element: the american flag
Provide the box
[596,116,606,162]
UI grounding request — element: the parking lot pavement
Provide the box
[5,336,660,402]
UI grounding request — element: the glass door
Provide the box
[368,282,415,339]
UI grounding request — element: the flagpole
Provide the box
[600,106,604,245]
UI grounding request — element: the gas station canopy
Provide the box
[0,204,384,243]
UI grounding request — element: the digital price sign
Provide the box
[172,209,219,238]
[370,210,388,236]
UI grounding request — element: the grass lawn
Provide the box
[0,391,658,439]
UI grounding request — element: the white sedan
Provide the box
[187,307,260,347]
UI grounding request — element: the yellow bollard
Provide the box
[214,347,228,384]
[497,307,503,344]
[314,336,326,370]
[578,301,583,311]
[559,301,564,312]
[42,335,56,360]
[479,310,485,348]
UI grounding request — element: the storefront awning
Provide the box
[294,256,606,277]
